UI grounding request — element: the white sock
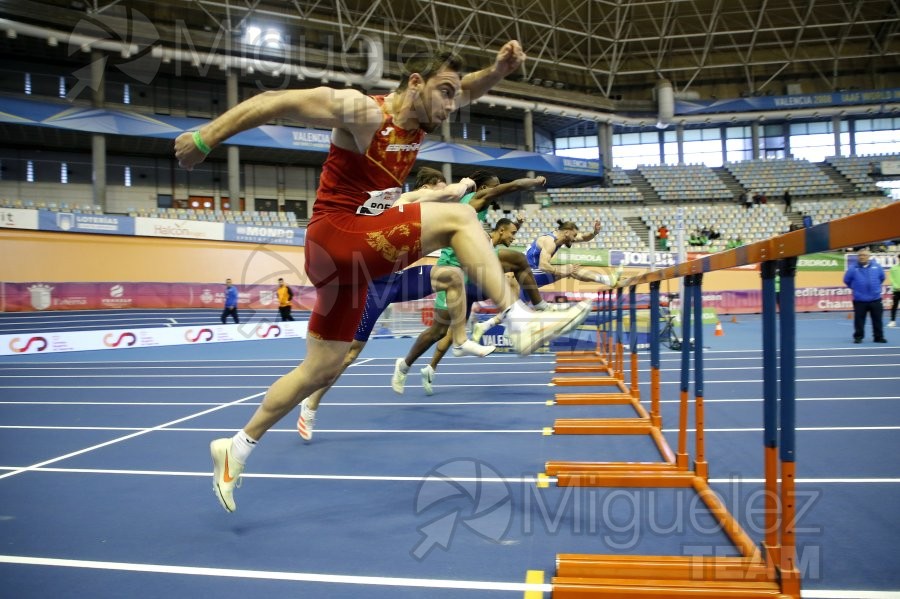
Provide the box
[301,398,316,416]
[230,431,257,464]
[398,359,409,373]
[534,300,551,311]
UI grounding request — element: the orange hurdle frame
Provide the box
[542,201,900,598]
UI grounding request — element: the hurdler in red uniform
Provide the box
[306,95,427,340]
[175,43,592,514]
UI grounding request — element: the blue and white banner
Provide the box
[1,208,307,247]
[0,97,602,177]
[38,211,134,235]
[609,250,677,268]
[676,88,900,115]
[224,223,306,246]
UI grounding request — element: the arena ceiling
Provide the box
[1,0,898,186]
[3,0,899,105]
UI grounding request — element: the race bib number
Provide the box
[356,187,402,216]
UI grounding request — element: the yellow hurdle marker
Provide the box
[523,570,545,599]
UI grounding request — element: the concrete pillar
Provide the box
[91,51,106,209]
[720,125,728,164]
[597,121,613,173]
[92,135,106,208]
[751,121,761,160]
[523,109,534,152]
[226,71,241,209]
[442,163,452,184]
[676,124,685,165]
[832,115,842,157]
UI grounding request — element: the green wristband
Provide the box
[192,130,212,155]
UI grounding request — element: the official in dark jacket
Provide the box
[843,249,886,343]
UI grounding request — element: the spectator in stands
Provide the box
[752,192,761,205]
[742,191,753,210]
[221,278,239,324]
[707,226,720,240]
[657,225,669,250]
[760,193,768,205]
[277,278,294,322]
[843,248,886,343]
[889,254,900,328]
[783,189,792,213]
[726,236,744,249]
[688,229,709,247]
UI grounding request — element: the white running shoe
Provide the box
[503,299,592,356]
[420,365,435,395]
[452,339,497,357]
[888,321,896,328]
[392,358,408,394]
[210,438,243,513]
[296,398,316,442]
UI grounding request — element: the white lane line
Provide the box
[2,397,900,407]
[0,384,550,389]
[0,400,548,406]
[0,391,264,482]
[2,425,899,434]
[5,360,900,372]
[0,555,551,593]
[1,467,898,486]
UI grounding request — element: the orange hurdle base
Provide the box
[553,554,786,598]
[553,392,634,405]
[552,418,652,434]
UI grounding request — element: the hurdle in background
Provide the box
[543,201,900,598]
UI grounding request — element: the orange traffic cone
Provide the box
[715,321,724,336]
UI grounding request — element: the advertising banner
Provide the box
[552,248,611,267]
[37,210,134,235]
[0,321,307,356]
[797,252,845,271]
[0,207,39,230]
[224,223,306,246]
[134,217,224,241]
[1,282,319,312]
[610,250,678,268]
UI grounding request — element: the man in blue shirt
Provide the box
[221,278,239,324]
[843,249,886,343]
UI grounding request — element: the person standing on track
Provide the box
[276,278,294,321]
[844,248,886,343]
[889,254,900,328]
[220,278,239,324]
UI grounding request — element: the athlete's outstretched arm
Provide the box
[396,178,475,205]
[537,236,578,278]
[575,221,602,243]
[458,40,526,107]
[467,176,546,213]
[175,87,379,170]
